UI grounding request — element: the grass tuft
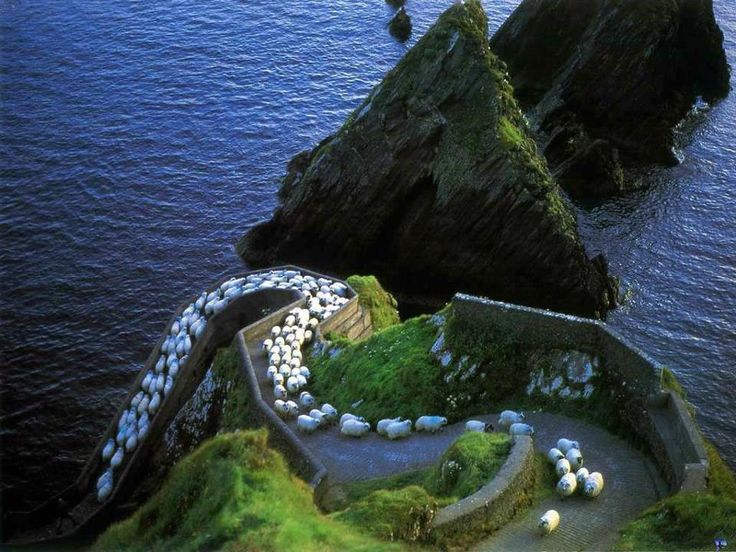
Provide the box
[346,275,400,332]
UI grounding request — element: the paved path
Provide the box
[248,336,667,551]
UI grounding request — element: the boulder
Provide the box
[388,8,412,42]
[490,0,730,198]
[238,1,618,317]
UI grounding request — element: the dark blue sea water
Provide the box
[1,0,734,512]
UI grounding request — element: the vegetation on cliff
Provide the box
[94,430,403,552]
[346,274,400,331]
[238,0,617,317]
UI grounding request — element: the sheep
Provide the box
[271,326,282,338]
[274,399,288,417]
[538,509,560,535]
[300,391,315,408]
[296,374,307,388]
[341,419,371,437]
[279,364,292,378]
[164,376,174,396]
[286,376,299,393]
[415,416,448,433]
[498,410,525,429]
[575,467,590,489]
[269,353,281,366]
[273,373,285,386]
[285,400,300,417]
[289,357,301,370]
[557,438,580,454]
[297,415,320,434]
[274,337,285,347]
[274,384,287,400]
[584,472,604,498]
[101,438,115,461]
[556,473,577,497]
[111,447,124,469]
[377,417,402,436]
[339,413,365,429]
[290,367,301,378]
[168,360,180,379]
[148,392,161,414]
[304,329,313,343]
[285,315,296,327]
[266,365,278,381]
[386,420,412,440]
[309,409,328,427]
[321,404,338,423]
[137,395,150,416]
[125,432,138,453]
[300,366,311,379]
[555,458,571,477]
[465,420,493,433]
[262,339,273,353]
[565,448,583,471]
[155,356,165,374]
[547,447,565,465]
[508,422,534,436]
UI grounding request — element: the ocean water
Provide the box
[1,0,734,513]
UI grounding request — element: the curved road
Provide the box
[247,335,667,550]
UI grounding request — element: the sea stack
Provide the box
[490,0,730,198]
[238,0,618,317]
[388,8,412,42]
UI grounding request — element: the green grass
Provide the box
[614,492,736,551]
[94,430,404,552]
[346,275,401,332]
[210,346,254,432]
[310,316,442,423]
[705,441,736,500]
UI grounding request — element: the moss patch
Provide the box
[705,440,736,500]
[614,492,736,551]
[94,430,403,552]
[346,274,400,332]
[311,316,442,422]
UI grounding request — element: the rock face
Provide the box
[490,0,730,198]
[238,1,617,317]
[388,7,412,42]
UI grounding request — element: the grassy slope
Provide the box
[95,430,404,552]
[346,274,400,332]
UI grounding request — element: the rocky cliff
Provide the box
[490,0,730,197]
[238,1,617,317]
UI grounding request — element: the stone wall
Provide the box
[451,293,709,493]
[430,435,535,547]
[318,295,373,340]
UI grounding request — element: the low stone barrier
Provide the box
[430,435,535,547]
[451,293,709,493]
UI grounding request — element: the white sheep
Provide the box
[508,422,534,436]
[575,467,589,489]
[262,339,273,353]
[271,326,282,338]
[286,376,299,393]
[557,438,580,454]
[299,366,311,379]
[289,357,301,370]
[584,472,604,498]
[269,353,281,366]
[341,419,371,437]
[274,399,288,417]
[538,509,560,535]
[296,374,307,388]
[321,404,338,423]
[309,409,328,427]
[377,417,402,436]
[339,413,365,429]
[111,447,124,469]
[285,400,299,418]
[274,336,285,347]
[556,473,577,497]
[300,391,316,408]
[415,416,448,433]
[565,448,583,470]
[465,420,493,433]
[386,420,412,440]
[297,414,320,434]
[498,410,525,429]
[547,447,565,465]
[555,458,571,477]
[101,439,115,461]
[279,364,292,378]
[274,384,287,400]
[273,373,285,386]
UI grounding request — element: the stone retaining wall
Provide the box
[430,435,535,547]
[452,293,708,493]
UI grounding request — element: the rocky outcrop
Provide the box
[490,0,730,198]
[238,1,617,317]
[388,7,412,42]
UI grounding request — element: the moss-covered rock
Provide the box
[238,0,617,318]
[490,0,730,198]
[388,8,411,42]
[347,274,400,331]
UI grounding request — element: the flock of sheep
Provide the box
[537,436,606,535]
[94,269,349,503]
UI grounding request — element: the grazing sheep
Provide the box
[498,410,525,429]
[274,384,287,400]
[508,423,535,436]
[538,509,560,535]
[575,467,590,488]
[309,409,328,426]
[584,472,604,498]
[547,447,565,465]
[565,448,583,470]
[415,416,448,433]
[465,420,493,433]
[341,419,371,437]
[339,413,365,429]
[377,417,402,436]
[557,438,580,454]
[555,458,571,477]
[297,415,320,434]
[321,404,338,423]
[386,420,412,440]
[556,473,577,497]
[300,391,316,408]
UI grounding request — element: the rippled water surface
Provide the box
[1,0,734,512]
